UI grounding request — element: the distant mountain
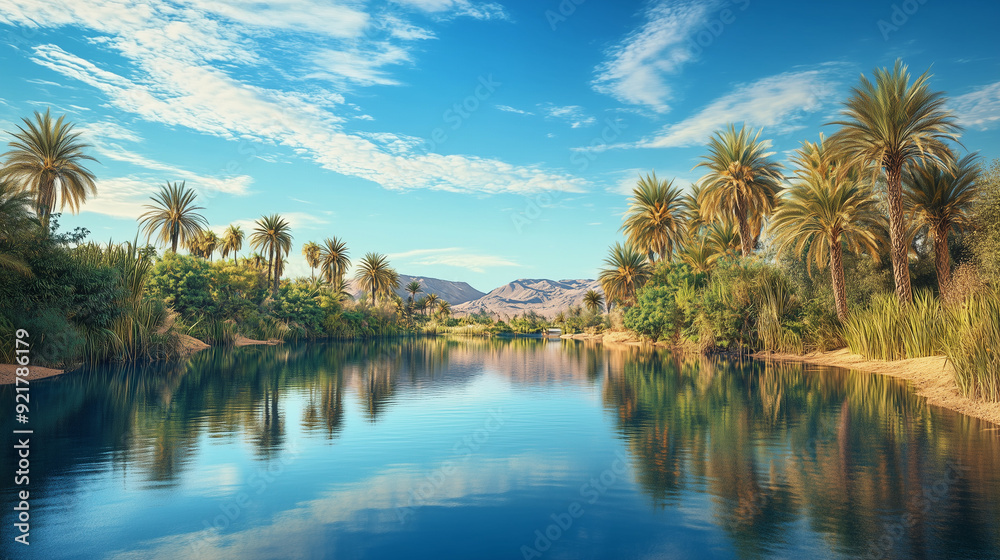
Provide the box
[348,274,485,305]
[452,278,603,319]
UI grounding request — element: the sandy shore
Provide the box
[0,363,67,384]
[754,348,1000,427]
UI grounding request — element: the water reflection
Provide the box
[1,338,999,560]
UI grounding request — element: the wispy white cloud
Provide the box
[592,0,718,113]
[539,104,596,128]
[496,104,533,115]
[633,69,840,149]
[951,81,1000,130]
[391,0,508,20]
[388,247,519,273]
[4,0,587,197]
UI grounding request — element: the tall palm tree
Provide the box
[202,230,219,261]
[598,242,652,307]
[1,109,97,231]
[622,172,687,262]
[829,59,961,304]
[250,214,293,292]
[302,241,322,279]
[681,183,708,242]
[221,225,244,261]
[425,293,440,316]
[405,280,422,303]
[903,152,979,298]
[583,289,604,314]
[695,124,783,257]
[355,252,399,306]
[437,300,452,320]
[138,181,208,253]
[319,237,351,285]
[770,139,886,320]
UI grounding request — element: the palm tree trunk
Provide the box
[735,197,754,258]
[267,245,274,292]
[829,235,849,321]
[933,224,952,300]
[885,164,913,304]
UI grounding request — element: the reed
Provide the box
[842,290,946,361]
[943,291,1000,401]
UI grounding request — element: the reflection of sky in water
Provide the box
[2,339,999,560]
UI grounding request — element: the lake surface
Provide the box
[3,337,1000,560]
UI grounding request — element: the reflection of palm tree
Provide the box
[830,60,960,304]
[696,124,783,257]
[1,109,97,231]
[599,242,652,307]
[139,181,208,253]
[903,152,979,298]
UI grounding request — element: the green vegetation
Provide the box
[597,59,1000,402]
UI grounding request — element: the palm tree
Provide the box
[355,252,399,306]
[437,300,452,320]
[829,59,961,304]
[1,109,97,231]
[202,230,219,261]
[425,293,440,316]
[221,225,244,260]
[678,238,719,274]
[138,181,208,253]
[302,241,322,279]
[695,124,784,257]
[903,152,979,298]
[0,180,37,276]
[405,280,422,302]
[770,139,886,320]
[249,214,293,292]
[705,219,742,259]
[622,172,687,262]
[598,242,652,307]
[319,237,351,285]
[583,289,604,314]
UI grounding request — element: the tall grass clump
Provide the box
[843,290,946,360]
[755,273,804,354]
[943,291,1000,401]
[74,240,175,364]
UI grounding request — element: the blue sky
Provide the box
[1,0,998,292]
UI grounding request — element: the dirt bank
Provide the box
[0,363,66,384]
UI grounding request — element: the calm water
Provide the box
[3,338,1000,560]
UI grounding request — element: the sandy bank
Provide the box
[755,348,1000,427]
[0,363,66,384]
[234,335,281,347]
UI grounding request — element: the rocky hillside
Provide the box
[349,274,485,305]
[452,278,602,319]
